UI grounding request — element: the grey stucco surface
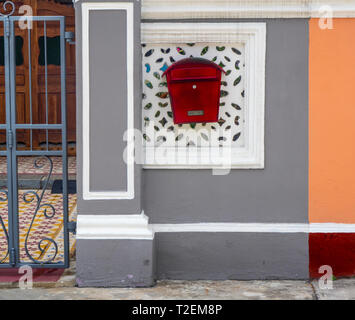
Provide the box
[76,239,155,287]
[75,12,309,283]
[143,19,309,224]
[155,232,309,280]
[76,0,143,215]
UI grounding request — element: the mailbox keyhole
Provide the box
[192,84,197,89]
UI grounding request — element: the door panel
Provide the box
[0,0,76,153]
[0,13,71,268]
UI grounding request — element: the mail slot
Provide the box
[163,57,225,124]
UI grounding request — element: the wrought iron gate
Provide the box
[0,2,73,269]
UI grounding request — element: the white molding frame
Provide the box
[82,2,135,200]
[142,0,355,19]
[142,23,266,169]
[77,212,154,240]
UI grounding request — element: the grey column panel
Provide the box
[89,10,128,192]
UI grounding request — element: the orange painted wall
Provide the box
[309,18,355,223]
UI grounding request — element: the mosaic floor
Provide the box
[0,156,76,177]
[0,192,76,265]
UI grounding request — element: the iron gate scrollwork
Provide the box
[0,1,72,268]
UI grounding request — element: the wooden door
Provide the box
[0,0,76,154]
[34,0,76,153]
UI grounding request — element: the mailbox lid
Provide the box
[170,67,219,81]
[163,57,225,80]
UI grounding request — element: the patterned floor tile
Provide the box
[0,192,76,265]
[0,156,76,176]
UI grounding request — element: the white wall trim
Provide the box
[82,2,135,200]
[77,212,154,240]
[309,223,355,233]
[142,0,355,19]
[77,216,355,239]
[152,223,355,233]
[141,22,265,169]
[152,223,308,233]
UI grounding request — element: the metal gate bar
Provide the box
[0,4,70,269]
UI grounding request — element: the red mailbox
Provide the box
[163,57,225,124]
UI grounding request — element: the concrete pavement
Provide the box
[0,279,323,300]
[0,275,354,299]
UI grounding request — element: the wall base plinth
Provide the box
[76,238,155,287]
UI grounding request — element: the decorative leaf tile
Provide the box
[176,47,186,55]
[145,49,154,57]
[216,46,226,51]
[233,76,241,86]
[144,103,152,110]
[142,42,245,148]
[232,48,241,55]
[201,46,209,55]
[159,102,168,108]
[161,48,170,54]
[160,63,169,72]
[145,80,153,89]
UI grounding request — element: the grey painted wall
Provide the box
[156,233,309,280]
[76,0,143,215]
[75,12,310,282]
[76,239,155,287]
[143,19,309,224]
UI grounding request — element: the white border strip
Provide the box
[76,214,355,240]
[142,0,355,19]
[152,223,309,233]
[77,213,154,240]
[82,2,135,200]
[310,223,355,233]
[75,0,355,19]
[152,223,355,234]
